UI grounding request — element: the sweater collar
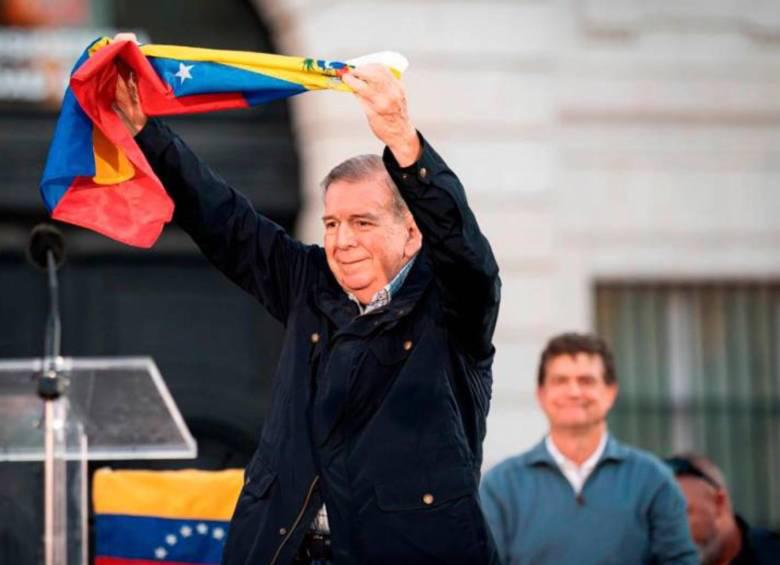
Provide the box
[526,433,628,467]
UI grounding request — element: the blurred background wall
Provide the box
[0,1,778,554]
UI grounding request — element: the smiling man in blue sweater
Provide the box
[480,333,698,564]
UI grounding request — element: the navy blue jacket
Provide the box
[733,515,780,564]
[137,120,501,565]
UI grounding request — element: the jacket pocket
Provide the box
[244,469,275,499]
[243,453,277,499]
[374,466,474,511]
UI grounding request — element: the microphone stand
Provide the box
[30,225,68,565]
[44,248,61,364]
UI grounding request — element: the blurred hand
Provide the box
[341,64,420,167]
[111,33,147,136]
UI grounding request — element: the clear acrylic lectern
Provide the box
[0,356,197,565]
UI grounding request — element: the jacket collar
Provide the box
[312,246,433,332]
[348,255,417,315]
[525,433,628,467]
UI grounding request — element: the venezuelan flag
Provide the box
[93,468,244,565]
[40,37,407,248]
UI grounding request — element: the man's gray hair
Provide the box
[320,154,409,219]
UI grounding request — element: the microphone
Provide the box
[27,224,66,361]
[27,224,66,272]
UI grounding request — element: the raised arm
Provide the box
[342,66,500,360]
[135,120,315,322]
[113,35,315,322]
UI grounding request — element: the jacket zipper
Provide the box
[269,475,320,565]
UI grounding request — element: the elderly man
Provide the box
[480,333,697,564]
[666,453,780,564]
[113,34,500,564]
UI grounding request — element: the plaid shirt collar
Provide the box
[348,255,417,316]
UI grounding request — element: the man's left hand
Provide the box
[341,65,421,167]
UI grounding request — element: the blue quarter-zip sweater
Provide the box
[479,436,698,564]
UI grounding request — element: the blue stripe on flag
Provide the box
[40,88,95,211]
[95,514,230,564]
[148,57,307,103]
[39,41,103,211]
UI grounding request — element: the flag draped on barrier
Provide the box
[40,37,406,247]
[93,468,245,565]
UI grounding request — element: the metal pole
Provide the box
[41,248,65,565]
[44,398,55,565]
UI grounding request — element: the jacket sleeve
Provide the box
[135,119,315,323]
[383,133,500,361]
[648,478,700,564]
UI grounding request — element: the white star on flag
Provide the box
[174,63,193,84]
[212,527,225,540]
[180,525,192,537]
[154,547,167,559]
[165,534,177,545]
[196,523,208,535]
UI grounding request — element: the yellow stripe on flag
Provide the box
[140,44,359,92]
[92,128,135,185]
[93,468,244,520]
[88,37,111,57]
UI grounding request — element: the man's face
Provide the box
[677,477,726,564]
[537,353,618,431]
[323,176,419,304]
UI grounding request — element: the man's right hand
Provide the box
[112,33,148,136]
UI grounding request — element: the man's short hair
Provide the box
[537,332,617,386]
[665,453,728,491]
[320,154,409,219]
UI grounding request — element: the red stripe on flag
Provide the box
[52,174,173,248]
[143,92,250,116]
